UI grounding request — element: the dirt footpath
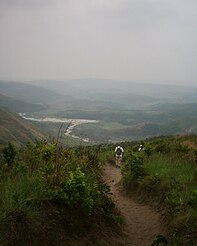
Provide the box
[104,163,165,246]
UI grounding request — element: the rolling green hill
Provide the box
[0,93,48,113]
[0,81,64,104]
[0,107,46,148]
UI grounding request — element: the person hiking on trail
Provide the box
[115,145,124,168]
[138,144,144,152]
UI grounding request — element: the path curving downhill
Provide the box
[104,163,165,246]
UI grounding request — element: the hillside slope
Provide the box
[0,107,46,147]
[0,81,64,104]
[0,93,48,113]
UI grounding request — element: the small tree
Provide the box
[3,142,17,165]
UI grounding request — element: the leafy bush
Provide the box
[143,143,153,157]
[174,143,189,153]
[47,167,108,215]
[2,142,17,166]
[19,142,112,216]
[139,174,160,192]
[122,151,146,184]
[0,141,118,245]
[41,143,55,162]
[155,140,171,154]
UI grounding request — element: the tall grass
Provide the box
[145,154,196,183]
[0,174,45,245]
[121,137,197,245]
[144,154,197,203]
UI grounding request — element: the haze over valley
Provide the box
[1,79,197,145]
[0,0,197,145]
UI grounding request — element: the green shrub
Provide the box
[139,174,160,192]
[48,167,107,215]
[2,142,17,166]
[122,151,146,184]
[144,144,153,157]
[19,142,42,172]
[174,143,189,153]
[0,141,120,244]
[41,143,55,162]
[154,140,171,154]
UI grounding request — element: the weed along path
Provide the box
[104,163,165,246]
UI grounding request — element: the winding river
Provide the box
[19,113,99,143]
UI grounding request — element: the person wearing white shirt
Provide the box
[115,145,124,168]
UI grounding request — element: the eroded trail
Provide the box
[104,163,165,246]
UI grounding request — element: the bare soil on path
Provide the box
[104,163,166,246]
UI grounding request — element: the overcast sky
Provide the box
[0,0,197,85]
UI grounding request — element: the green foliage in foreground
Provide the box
[0,141,115,245]
[1,135,197,245]
[120,135,197,245]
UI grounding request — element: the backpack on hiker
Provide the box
[116,146,122,155]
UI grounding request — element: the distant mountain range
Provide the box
[27,79,197,103]
[1,79,197,111]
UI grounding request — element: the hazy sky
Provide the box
[0,0,197,85]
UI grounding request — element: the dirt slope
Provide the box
[104,163,165,246]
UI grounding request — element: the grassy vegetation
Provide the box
[1,116,197,245]
[0,141,119,246]
[117,135,197,245]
